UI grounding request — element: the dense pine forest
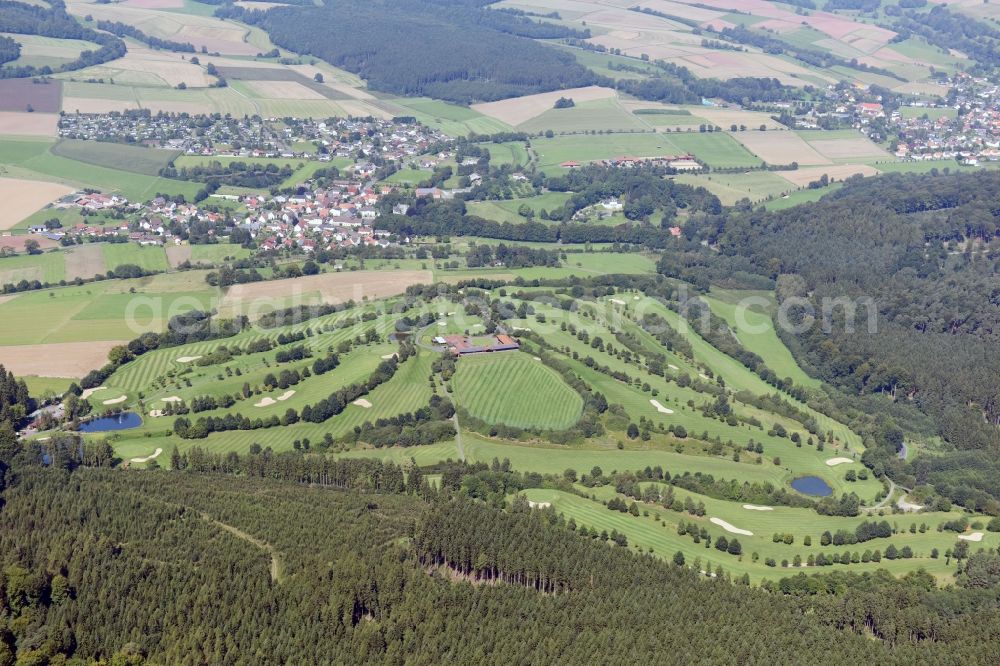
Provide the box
[241,0,598,103]
[1,438,1000,664]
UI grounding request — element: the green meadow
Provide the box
[0,137,200,201]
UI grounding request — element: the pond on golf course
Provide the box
[791,475,833,497]
[78,412,143,433]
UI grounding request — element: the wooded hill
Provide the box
[244,0,598,103]
[1,442,1000,664]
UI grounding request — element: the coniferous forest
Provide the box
[1,438,1000,665]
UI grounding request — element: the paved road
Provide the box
[863,478,896,512]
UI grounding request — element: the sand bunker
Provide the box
[710,517,753,536]
[958,532,984,542]
[255,397,276,407]
[825,457,854,466]
[650,399,674,414]
[437,321,446,326]
[527,501,551,509]
[381,354,396,360]
[80,386,107,400]
[149,410,164,418]
[533,356,541,361]
[610,298,626,305]
[130,448,163,464]
[742,504,774,511]
[161,396,183,403]
[352,398,372,408]
[176,356,202,363]
[668,364,679,370]
[102,395,127,405]
[276,390,295,401]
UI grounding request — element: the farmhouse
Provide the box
[444,334,520,356]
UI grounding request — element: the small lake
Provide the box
[791,476,833,497]
[79,412,143,433]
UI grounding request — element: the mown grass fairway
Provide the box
[703,289,821,388]
[453,352,583,429]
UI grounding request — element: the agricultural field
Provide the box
[2,33,100,69]
[0,177,75,230]
[667,132,763,169]
[532,133,685,171]
[0,79,62,113]
[674,171,792,205]
[102,244,170,273]
[0,270,219,347]
[391,97,513,136]
[64,1,276,56]
[0,137,200,201]
[51,139,180,177]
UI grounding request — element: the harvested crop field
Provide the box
[0,340,125,378]
[0,178,75,230]
[165,245,192,268]
[0,111,59,136]
[221,270,432,316]
[733,131,831,166]
[777,164,879,187]
[472,86,617,126]
[0,235,59,253]
[244,80,325,100]
[805,137,889,161]
[67,4,262,56]
[64,244,108,281]
[62,97,141,114]
[0,79,62,113]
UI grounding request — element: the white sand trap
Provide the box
[633,296,640,300]
[130,448,162,464]
[102,395,127,405]
[958,532,984,542]
[710,517,753,536]
[512,326,532,331]
[437,321,446,326]
[176,356,202,363]
[650,399,674,414]
[533,356,541,361]
[276,390,295,401]
[352,398,372,408]
[742,504,774,511]
[80,386,106,400]
[610,298,626,305]
[668,364,679,370]
[161,396,183,403]
[255,397,276,407]
[825,457,854,466]
[149,409,164,418]
[699,373,711,381]
[381,353,396,359]
[528,501,551,509]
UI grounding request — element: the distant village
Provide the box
[57,112,450,161]
[782,74,999,165]
[32,183,404,254]
[27,114,464,253]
